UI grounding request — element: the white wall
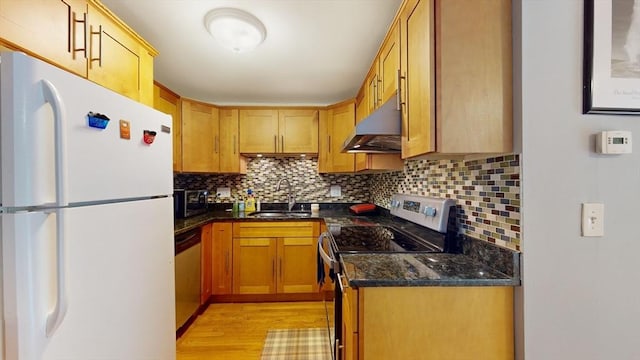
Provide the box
[520,1,640,359]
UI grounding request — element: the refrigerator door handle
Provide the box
[41,79,69,207]
[45,208,68,337]
[41,79,70,336]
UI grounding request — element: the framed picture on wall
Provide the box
[583,0,640,114]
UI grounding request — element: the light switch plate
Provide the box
[216,187,231,198]
[330,185,341,197]
[582,203,604,237]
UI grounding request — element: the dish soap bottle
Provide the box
[245,189,256,212]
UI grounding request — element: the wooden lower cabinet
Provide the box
[341,285,514,359]
[211,222,233,295]
[232,221,320,295]
[200,223,212,304]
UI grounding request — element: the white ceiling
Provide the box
[100,0,403,106]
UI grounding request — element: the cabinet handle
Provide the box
[328,135,331,153]
[377,76,382,105]
[397,69,406,111]
[281,135,284,152]
[214,135,219,154]
[71,11,87,58]
[336,338,343,350]
[337,273,348,292]
[233,135,236,154]
[89,25,102,67]
[274,135,277,152]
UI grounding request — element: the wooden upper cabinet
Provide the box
[0,0,156,106]
[238,109,279,153]
[0,0,88,76]
[87,1,146,103]
[400,0,512,159]
[219,109,246,173]
[181,99,219,173]
[278,109,319,154]
[319,102,355,173]
[366,70,379,115]
[153,82,182,172]
[239,108,318,155]
[400,0,435,158]
[435,0,512,155]
[379,21,400,106]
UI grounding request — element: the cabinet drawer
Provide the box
[233,221,318,238]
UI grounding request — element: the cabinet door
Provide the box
[355,99,368,171]
[181,99,219,172]
[200,223,213,304]
[0,0,88,76]
[238,109,278,153]
[153,83,182,172]
[379,21,400,105]
[232,238,277,294]
[318,110,330,173]
[329,102,355,173]
[341,281,358,360]
[400,0,436,159]
[219,109,244,173]
[87,3,141,101]
[366,71,379,114]
[436,0,512,154]
[212,222,233,295]
[277,237,318,294]
[278,109,319,154]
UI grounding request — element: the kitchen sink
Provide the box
[248,210,312,218]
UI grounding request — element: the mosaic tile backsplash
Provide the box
[370,154,521,251]
[174,157,371,203]
[175,154,521,250]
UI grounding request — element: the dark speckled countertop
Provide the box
[340,252,518,287]
[174,203,521,288]
[174,203,364,235]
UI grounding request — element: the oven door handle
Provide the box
[317,232,336,267]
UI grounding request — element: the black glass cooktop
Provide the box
[330,225,443,253]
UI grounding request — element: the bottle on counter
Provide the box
[238,197,245,212]
[245,189,256,212]
[232,198,239,213]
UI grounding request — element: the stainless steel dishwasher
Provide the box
[174,228,201,331]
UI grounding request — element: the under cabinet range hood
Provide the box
[341,93,401,153]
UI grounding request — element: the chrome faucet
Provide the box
[276,178,296,211]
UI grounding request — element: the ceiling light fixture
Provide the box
[204,8,266,53]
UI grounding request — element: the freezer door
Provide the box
[1,51,172,208]
[2,197,175,359]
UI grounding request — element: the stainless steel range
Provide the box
[318,194,456,360]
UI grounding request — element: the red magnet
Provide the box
[143,130,157,144]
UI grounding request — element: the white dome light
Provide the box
[204,8,267,53]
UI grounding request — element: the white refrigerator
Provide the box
[0,51,176,359]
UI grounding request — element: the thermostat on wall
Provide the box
[596,131,632,154]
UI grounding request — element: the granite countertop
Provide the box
[174,204,521,288]
[340,252,519,287]
[174,205,364,235]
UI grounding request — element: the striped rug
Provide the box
[260,327,333,360]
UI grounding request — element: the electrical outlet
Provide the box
[582,203,604,237]
[330,185,341,197]
[216,187,231,198]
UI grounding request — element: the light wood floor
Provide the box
[176,301,332,360]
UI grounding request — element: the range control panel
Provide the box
[389,194,456,233]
